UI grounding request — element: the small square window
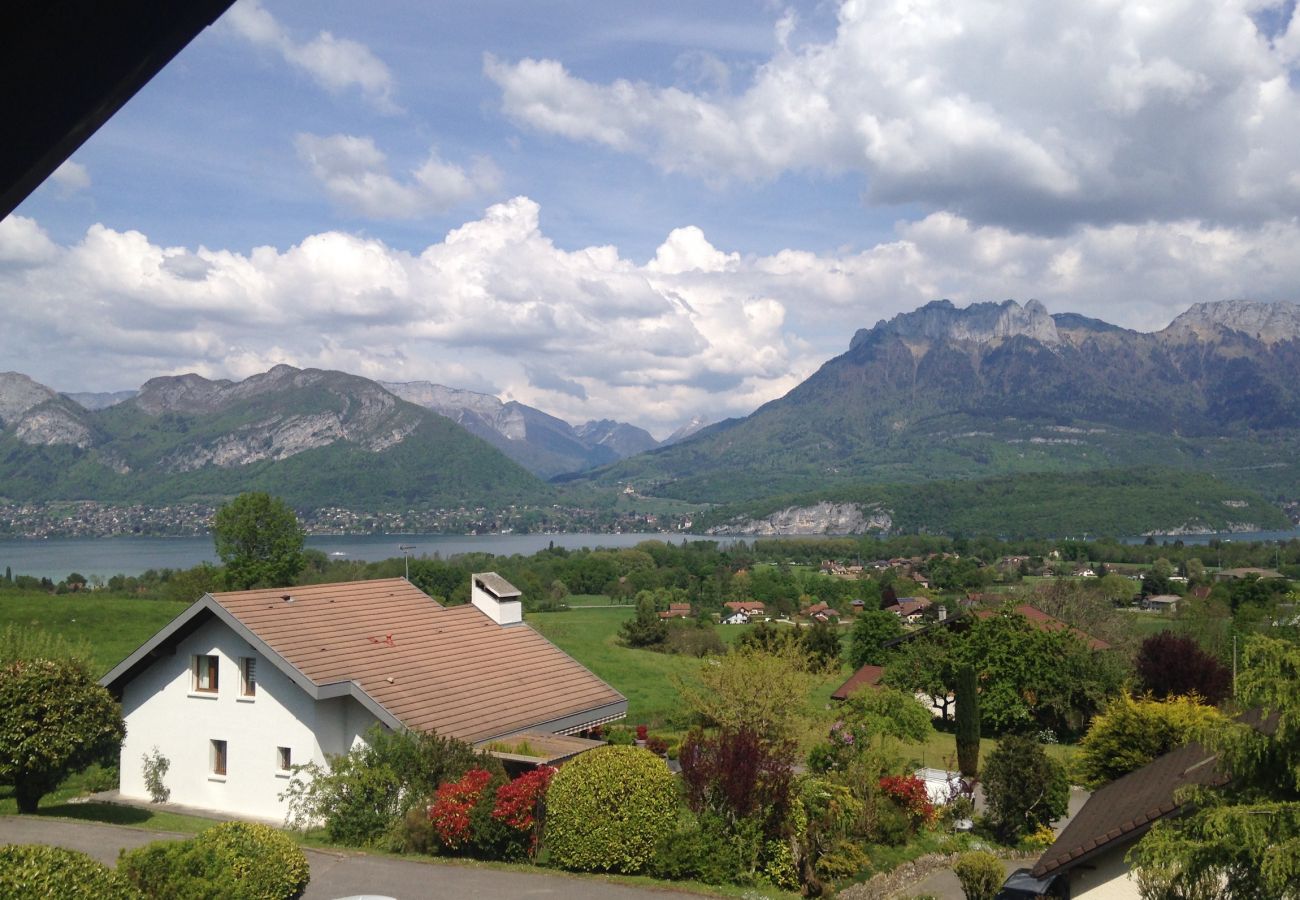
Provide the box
[211,739,227,776]
[277,746,292,771]
[194,655,219,693]
[240,657,256,697]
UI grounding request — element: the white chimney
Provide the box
[937,604,948,622]
[470,572,523,626]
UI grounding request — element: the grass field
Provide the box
[0,590,188,676]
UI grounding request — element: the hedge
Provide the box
[119,821,309,900]
[0,844,139,899]
[544,745,678,874]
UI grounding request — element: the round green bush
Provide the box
[119,822,309,900]
[953,850,1005,900]
[544,745,679,874]
[0,844,139,899]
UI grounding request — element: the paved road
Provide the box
[0,816,710,900]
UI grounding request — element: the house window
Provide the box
[277,746,292,772]
[240,657,256,697]
[210,739,227,776]
[193,655,219,693]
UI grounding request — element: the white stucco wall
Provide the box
[1068,844,1144,900]
[119,616,379,822]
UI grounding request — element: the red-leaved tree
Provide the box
[678,726,794,840]
[428,768,493,849]
[1135,631,1231,704]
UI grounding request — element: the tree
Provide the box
[1076,692,1226,788]
[1135,631,1232,704]
[674,645,816,745]
[0,658,125,813]
[619,593,668,648]
[882,628,960,720]
[211,492,306,590]
[801,621,841,671]
[955,664,980,777]
[1131,635,1300,897]
[847,609,904,668]
[981,734,1068,841]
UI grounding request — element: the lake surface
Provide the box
[2,527,1297,581]
[0,532,729,580]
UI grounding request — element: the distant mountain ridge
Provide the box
[381,381,658,478]
[0,366,549,510]
[582,299,1300,521]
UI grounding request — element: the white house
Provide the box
[101,575,626,822]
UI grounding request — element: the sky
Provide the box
[4,0,1300,437]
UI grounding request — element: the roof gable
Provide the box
[103,578,625,743]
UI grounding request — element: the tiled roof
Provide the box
[831,664,885,700]
[1031,741,1226,878]
[108,578,624,744]
[973,604,1111,651]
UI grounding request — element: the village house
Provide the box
[658,602,694,620]
[722,600,765,624]
[800,601,840,622]
[884,596,933,623]
[100,575,626,821]
[1143,594,1181,613]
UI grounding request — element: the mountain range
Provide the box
[578,298,1300,532]
[3,298,1299,536]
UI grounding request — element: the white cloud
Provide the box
[225,0,399,113]
[50,161,91,194]
[487,0,1300,232]
[295,133,499,219]
[3,201,1300,436]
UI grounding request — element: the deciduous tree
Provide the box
[1135,631,1231,705]
[0,658,125,813]
[211,492,306,590]
[848,609,904,668]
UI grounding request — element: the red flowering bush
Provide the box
[429,768,493,849]
[636,724,649,742]
[878,774,936,828]
[491,766,555,856]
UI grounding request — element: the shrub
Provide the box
[491,766,555,858]
[815,838,871,881]
[120,822,309,900]
[1076,692,1226,788]
[544,745,679,873]
[280,725,497,845]
[665,625,725,657]
[953,850,1004,900]
[605,725,636,746]
[679,726,795,841]
[0,657,125,813]
[0,844,139,899]
[429,768,494,850]
[982,735,1069,842]
[142,747,170,803]
[650,813,763,885]
[879,774,937,829]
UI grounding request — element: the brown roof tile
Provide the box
[209,578,624,743]
[831,664,885,700]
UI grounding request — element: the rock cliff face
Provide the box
[0,372,59,427]
[706,502,893,536]
[851,299,1060,351]
[13,401,95,448]
[1162,299,1300,344]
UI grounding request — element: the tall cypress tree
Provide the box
[956,663,981,777]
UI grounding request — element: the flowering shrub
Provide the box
[429,768,493,849]
[878,774,936,828]
[829,721,856,748]
[491,766,555,856]
[646,736,669,756]
[636,724,649,741]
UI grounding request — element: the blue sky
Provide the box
[5,0,1300,435]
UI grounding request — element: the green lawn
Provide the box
[0,768,216,834]
[0,589,188,676]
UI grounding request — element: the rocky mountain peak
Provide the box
[0,372,58,427]
[663,415,710,446]
[851,299,1059,351]
[133,372,232,416]
[1162,299,1300,344]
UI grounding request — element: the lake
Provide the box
[0,532,731,581]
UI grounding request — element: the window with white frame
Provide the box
[193,655,219,693]
[210,739,227,776]
[239,656,256,697]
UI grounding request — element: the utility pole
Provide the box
[399,544,416,581]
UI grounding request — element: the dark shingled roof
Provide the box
[1031,741,1227,878]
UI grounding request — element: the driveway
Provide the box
[0,816,712,899]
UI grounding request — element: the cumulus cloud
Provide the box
[296,133,500,218]
[487,0,1300,232]
[226,0,399,113]
[50,160,91,194]
[3,202,1300,436]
